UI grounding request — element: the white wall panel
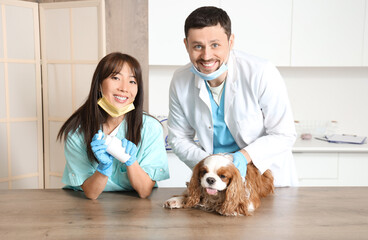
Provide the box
[5,5,35,59]
[0,63,5,119]
[74,64,95,108]
[0,182,8,189]
[12,176,38,189]
[44,8,71,60]
[281,67,368,137]
[72,7,98,60]
[47,64,73,118]
[10,122,38,177]
[0,7,3,58]
[0,123,7,179]
[50,176,65,189]
[148,65,178,116]
[8,63,37,118]
[0,0,42,189]
[40,0,105,188]
[49,121,65,174]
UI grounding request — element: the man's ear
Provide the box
[184,38,189,52]
[229,34,235,50]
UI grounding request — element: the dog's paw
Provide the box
[163,196,184,209]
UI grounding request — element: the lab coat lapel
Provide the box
[224,52,237,116]
[196,76,212,114]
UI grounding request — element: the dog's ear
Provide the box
[220,165,250,216]
[184,160,203,208]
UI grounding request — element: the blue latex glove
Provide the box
[232,151,248,178]
[91,130,113,177]
[121,138,138,166]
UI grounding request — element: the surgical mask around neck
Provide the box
[97,95,135,118]
[190,62,228,81]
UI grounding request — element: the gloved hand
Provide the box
[91,130,113,177]
[121,138,138,166]
[232,151,248,178]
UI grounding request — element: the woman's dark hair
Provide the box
[57,52,144,163]
[184,6,232,39]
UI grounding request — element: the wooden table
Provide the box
[0,187,367,239]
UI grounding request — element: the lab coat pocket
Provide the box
[237,112,264,143]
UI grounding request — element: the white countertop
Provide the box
[293,138,368,153]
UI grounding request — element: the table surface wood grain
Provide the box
[0,187,367,240]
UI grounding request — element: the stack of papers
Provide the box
[316,134,367,144]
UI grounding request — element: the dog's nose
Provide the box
[206,177,216,185]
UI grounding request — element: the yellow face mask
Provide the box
[97,96,135,118]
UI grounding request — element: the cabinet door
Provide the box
[294,153,339,186]
[221,0,292,66]
[339,153,368,186]
[149,0,220,65]
[364,0,368,66]
[291,0,366,66]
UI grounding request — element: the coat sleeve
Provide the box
[167,74,209,169]
[244,62,296,174]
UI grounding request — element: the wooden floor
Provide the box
[0,187,367,239]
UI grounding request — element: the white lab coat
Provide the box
[168,50,298,186]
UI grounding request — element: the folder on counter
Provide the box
[316,134,367,144]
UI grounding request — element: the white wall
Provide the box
[149,66,368,138]
[281,67,368,137]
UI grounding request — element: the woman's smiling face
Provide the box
[101,63,138,109]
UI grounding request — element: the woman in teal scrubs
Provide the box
[58,52,169,199]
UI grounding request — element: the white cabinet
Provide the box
[294,152,368,186]
[157,153,192,188]
[293,139,368,186]
[149,0,220,66]
[149,0,368,67]
[364,0,368,66]
[339,153,368,186]
[159,143,368,187]
[291,0,366,66]
[149,0,291,66]
[221,0,292,66]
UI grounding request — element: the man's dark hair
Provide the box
[184,6,232,39]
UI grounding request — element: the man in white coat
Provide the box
[167,6,298,186]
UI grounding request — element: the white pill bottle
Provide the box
[98,132,130,163]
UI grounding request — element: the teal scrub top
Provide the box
[205,81,240,154]
[62,114,170,191]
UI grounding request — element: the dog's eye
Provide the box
[220,175,226,179]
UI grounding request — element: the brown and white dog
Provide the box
[163,154,274,216]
